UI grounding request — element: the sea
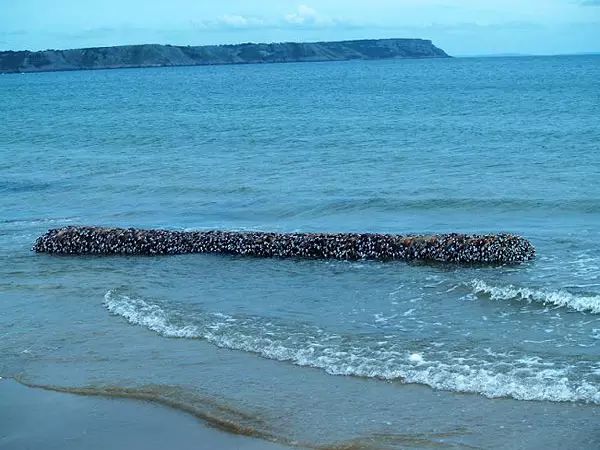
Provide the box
[1,55,599,449]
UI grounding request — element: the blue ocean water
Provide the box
[1,56,599,448]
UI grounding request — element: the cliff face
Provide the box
[0,39,449,73]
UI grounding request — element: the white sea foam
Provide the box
[470,279,600,314]
[408,353,425,364]
[103,290,600,404]
[104,291,198,338]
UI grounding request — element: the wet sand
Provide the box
[0,379,296,450]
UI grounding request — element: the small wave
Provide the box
[0,181,53,193]
[104,293,199,338]
[271,197,600,217]
[103,291,599,404]
[0,217,78,226]
[470,280,600,314]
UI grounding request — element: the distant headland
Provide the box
[0,38,449,74]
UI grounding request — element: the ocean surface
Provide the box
[1,55,599,449]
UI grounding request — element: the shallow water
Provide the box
[1,380,291,450]
[1,55,599,448]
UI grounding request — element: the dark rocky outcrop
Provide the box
[33,226,535,264]
[1,39,449,73]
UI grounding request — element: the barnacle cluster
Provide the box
[33,226,535,264]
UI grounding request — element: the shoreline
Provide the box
[0,379,296,450]
[4,377,598,449]
[0,54,450,76]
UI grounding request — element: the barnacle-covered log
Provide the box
[33,226,535,264]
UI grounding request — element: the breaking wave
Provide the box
[470,279,600,314]
[104,290,600,404]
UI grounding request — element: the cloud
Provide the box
[219,14,264,28]
[188,6,339,31]
[221,15,250,27]
[189,5,346,31]
[285,5,318,24]
[284,4,334,26]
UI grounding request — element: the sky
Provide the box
[1,0,600,55]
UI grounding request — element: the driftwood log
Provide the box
[33,226,535,264]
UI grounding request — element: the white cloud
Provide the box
[218,14,264,28]
[284,4,331,25]
[221,15,249,27]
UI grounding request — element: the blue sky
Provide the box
[1,1,599,55]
